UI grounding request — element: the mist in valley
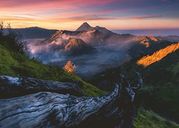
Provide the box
[25,37,132,78]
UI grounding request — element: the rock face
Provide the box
[64,38,94,56]
[0,74,142,128]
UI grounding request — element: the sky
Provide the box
[0,0,179,30]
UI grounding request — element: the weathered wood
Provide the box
[0,75,83,98]
[0,74,142,128]
[0,84,120,128]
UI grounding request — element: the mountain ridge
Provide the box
[12,27,57,39]
[76,22,93,31]
[137,42,179,67]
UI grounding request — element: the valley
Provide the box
[24,23,179,78]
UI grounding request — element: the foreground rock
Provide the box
[0,74,142,128]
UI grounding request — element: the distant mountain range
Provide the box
[12,27,57,39]
[44,22,122,46]
[24,22,179,77]
[114,29,179,36]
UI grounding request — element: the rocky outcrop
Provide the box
[63,60,76,73]
[138,36,160,48]
[0,74,142,128]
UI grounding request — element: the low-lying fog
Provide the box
[25,39,131,78]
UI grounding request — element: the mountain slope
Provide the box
[0,34,104,96]
[128,36,173,58]
[64,38,94,56]
[76,22,93,31]
[137,42,179,67]
[125,43,179,122]
[134,109,179,128]
[89,41,179,124]
[45,22,135,46]
[137,49,179,122]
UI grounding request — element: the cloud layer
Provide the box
[0,0,179,30]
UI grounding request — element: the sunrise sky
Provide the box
[0,0,179,30]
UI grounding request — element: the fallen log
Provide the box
[0,73,142,128]
[0,75,83,98]
[0,84,120,128]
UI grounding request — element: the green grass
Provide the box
[0,35,104,96]
[134,109,179,128]
[170,62,179,74]
[137,84,179,122]
[138,51,179,121]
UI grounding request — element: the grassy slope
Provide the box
[120,50,179,123]
[89,46,179,127]
[137,50,179,122]
[123,49,179,124]
[0,35,104,96]
[134,109,179,128]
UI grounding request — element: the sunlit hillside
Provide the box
[137,42,179,67]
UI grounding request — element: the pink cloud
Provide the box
[0,0,117,11]
[129,15,162,20]
[0,0,178,30]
